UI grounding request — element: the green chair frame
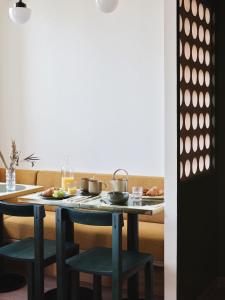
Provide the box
[0,201,76,300]
[56,208,154,300]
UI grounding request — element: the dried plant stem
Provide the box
[0,151,9,169]
[1,141,39,171]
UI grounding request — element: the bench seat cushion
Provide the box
[3,211,164,263]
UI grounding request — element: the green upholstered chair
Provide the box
[0,202,77,300]
[56,208,154,300]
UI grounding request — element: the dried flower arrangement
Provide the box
[0,140,39,171]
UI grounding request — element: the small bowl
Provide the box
[108,192,129,205]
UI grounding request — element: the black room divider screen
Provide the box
[177,0,218,299]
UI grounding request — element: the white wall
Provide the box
[164,0,177,299]
[0,0,164,176]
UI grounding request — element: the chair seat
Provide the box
[0,237,75,263]
[66,247,151,277]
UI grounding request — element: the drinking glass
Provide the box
[67,182,78,196]
[131,186,143,206]
[61,157,74,191]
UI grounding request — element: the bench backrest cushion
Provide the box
[0,168,38,185]
[0,168,4,182]
[36,170,164,190]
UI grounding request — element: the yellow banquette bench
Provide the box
[0,168,164,295]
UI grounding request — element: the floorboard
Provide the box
[0,276,164,300]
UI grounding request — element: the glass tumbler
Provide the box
[131,186,143,206]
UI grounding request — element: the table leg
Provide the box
[127,213,139,300]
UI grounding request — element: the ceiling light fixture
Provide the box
[9,0,31,24]
[96,0,119,13]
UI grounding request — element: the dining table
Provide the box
[18,191,164,300]
[0,182,43,293]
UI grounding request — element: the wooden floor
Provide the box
[4,281,225,300]
[0,276,164,300]
[1,259,164,299]
[4,275,225,299]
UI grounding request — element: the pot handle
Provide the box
[112,169,129,180]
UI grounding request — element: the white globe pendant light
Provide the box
[96,0,119,13]
[9,0,31,24]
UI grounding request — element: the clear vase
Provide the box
[6,169,16,192]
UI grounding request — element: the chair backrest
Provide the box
[0,201,44,217]
[56,208,123,251]
[57,207,123,242]
[60,208,119,226]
